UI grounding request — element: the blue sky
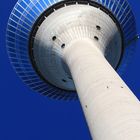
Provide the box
[0,0,140,140]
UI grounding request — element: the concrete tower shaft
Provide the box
[64,38,140,140]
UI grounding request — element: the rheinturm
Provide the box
[6,0,140,140]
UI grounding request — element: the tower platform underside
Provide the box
[30,4,123,91]
[7,0,137,99]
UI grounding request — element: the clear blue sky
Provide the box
[0,0,140,140]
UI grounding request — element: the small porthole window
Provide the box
[62,79,67,83]
[94,36,99,41]
[61,44,65,49]
[52,36,56,41]
[96,25,101,30]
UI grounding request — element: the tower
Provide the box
[6,0,140,140]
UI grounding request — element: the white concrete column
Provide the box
[64,38,140,140]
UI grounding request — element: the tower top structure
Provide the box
[6,0,138,100]
[6,0,140,140]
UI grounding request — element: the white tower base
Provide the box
[64,39,140,140]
